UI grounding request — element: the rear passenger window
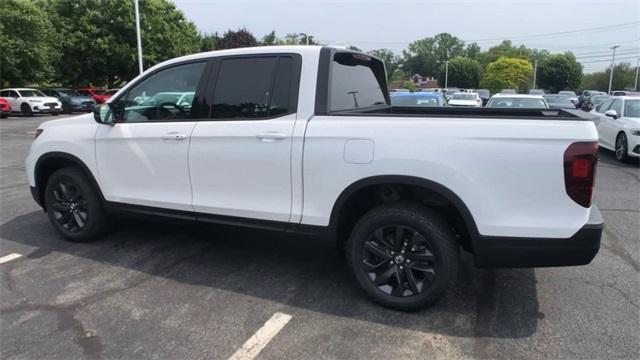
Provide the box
[211,56,296,119]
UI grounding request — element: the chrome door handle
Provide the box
[256,132,286,142]
[162,132,187,141]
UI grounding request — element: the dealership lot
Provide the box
[1,114,638,359]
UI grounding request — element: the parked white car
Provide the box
[486,94,549,109]
[558,91,579,105]
[591,95,640,162]
[25,46,602,310]
[0,88,62,116]
[448,92,482,107]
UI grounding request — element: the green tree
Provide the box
[402,33,465,76]
[402,80,419,92]
[46,0,201,87]
[0,0,58,87]
[480,57,533,93]
[367,48,400,80]
[436,56,482,88]
[537,53,582,92]
[347,45,362,52]
[580,63,637,92]
[217,28,258,50]
[464,42,481,60]
[261,30,279,45]
[200,32,219,52]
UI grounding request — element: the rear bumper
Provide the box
[474,206,603,268]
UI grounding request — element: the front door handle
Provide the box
[162,132,187,141]
[256,132,286,142]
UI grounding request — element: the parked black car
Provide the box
[476,89,491,106]
[39,88,96,114]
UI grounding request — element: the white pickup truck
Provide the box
[26,46,603,310]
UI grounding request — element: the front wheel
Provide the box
[21,103,33,117]
[44,167,111,242]
[347,202,459,311]
[615,133,629,162]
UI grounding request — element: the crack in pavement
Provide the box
[602,227,640,272]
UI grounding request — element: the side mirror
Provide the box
[604,109,618,119]
[93,103,114,125]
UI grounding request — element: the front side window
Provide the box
[596,99,613,113]
[114,61,206,123]
[330,52,387,111]
[211,56,295,119]
[624,100,640,118]
[18,90,46,97]
[608,99,622,116]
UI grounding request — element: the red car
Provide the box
[0,97,10,118]
[76,88,111,103]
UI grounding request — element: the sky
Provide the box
[172,0,640,73]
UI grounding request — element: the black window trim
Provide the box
[201,53,302,122]
[108,58,213,124]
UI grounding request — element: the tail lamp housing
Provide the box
[564,142,598,208]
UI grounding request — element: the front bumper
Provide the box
[474,206,603,268]
[32,105,62,113]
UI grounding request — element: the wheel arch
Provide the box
[328,175,481,252]
[34,152,104,209]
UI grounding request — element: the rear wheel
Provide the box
[615,133,629,162]
[62,103,72,114]
[21,103,33,117]
[45,167,111,242]
[347,202,459,311]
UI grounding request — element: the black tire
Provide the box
[615,132,629,163]
[0,114,7,119]
[21,103,33,117]
[44,167,111,242]
[347,202,459,311]
[62,103,72,114]
[52,112,60,116]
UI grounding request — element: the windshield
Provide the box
[476,89,490,97]
[559,91,577,97]
[592,95,610,105]
[444,89,459,96]
[501,89,516,94]
[488,97,547,108]
[452,93,476,100]
[18,90,46,97]
[391,95,442,107]
[58,89,81,97]
[544,95,573,105]
[625,100,640,117]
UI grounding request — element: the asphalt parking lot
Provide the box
[1,113,639,359]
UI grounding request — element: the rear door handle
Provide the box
[256,132,286,142]
[162,132,187,141]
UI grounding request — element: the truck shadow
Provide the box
[1,211,540,339]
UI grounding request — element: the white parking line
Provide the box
[0,253,22,264]
[228,312,292,360]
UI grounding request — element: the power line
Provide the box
[580,55,640,64]
[576,50,640,59]
[466,21,640,42]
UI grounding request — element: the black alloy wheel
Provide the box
[49,180,89,233]
[348,202,459,311]
[615,133,629,162]
[361,225,436,297]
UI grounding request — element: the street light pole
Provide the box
[532,59,538,90]
[134,0,144,75]
[608,45,619,94]
[634,57,639,91]
[444,61,449,89]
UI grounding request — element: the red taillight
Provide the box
[564,142,598,207]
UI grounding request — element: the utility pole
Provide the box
[299,33,309,45]
[444,61,449,89]
[532,59,538,90]
[134,0,144,75]
[608,45,619,94]
[634,57,639,91]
